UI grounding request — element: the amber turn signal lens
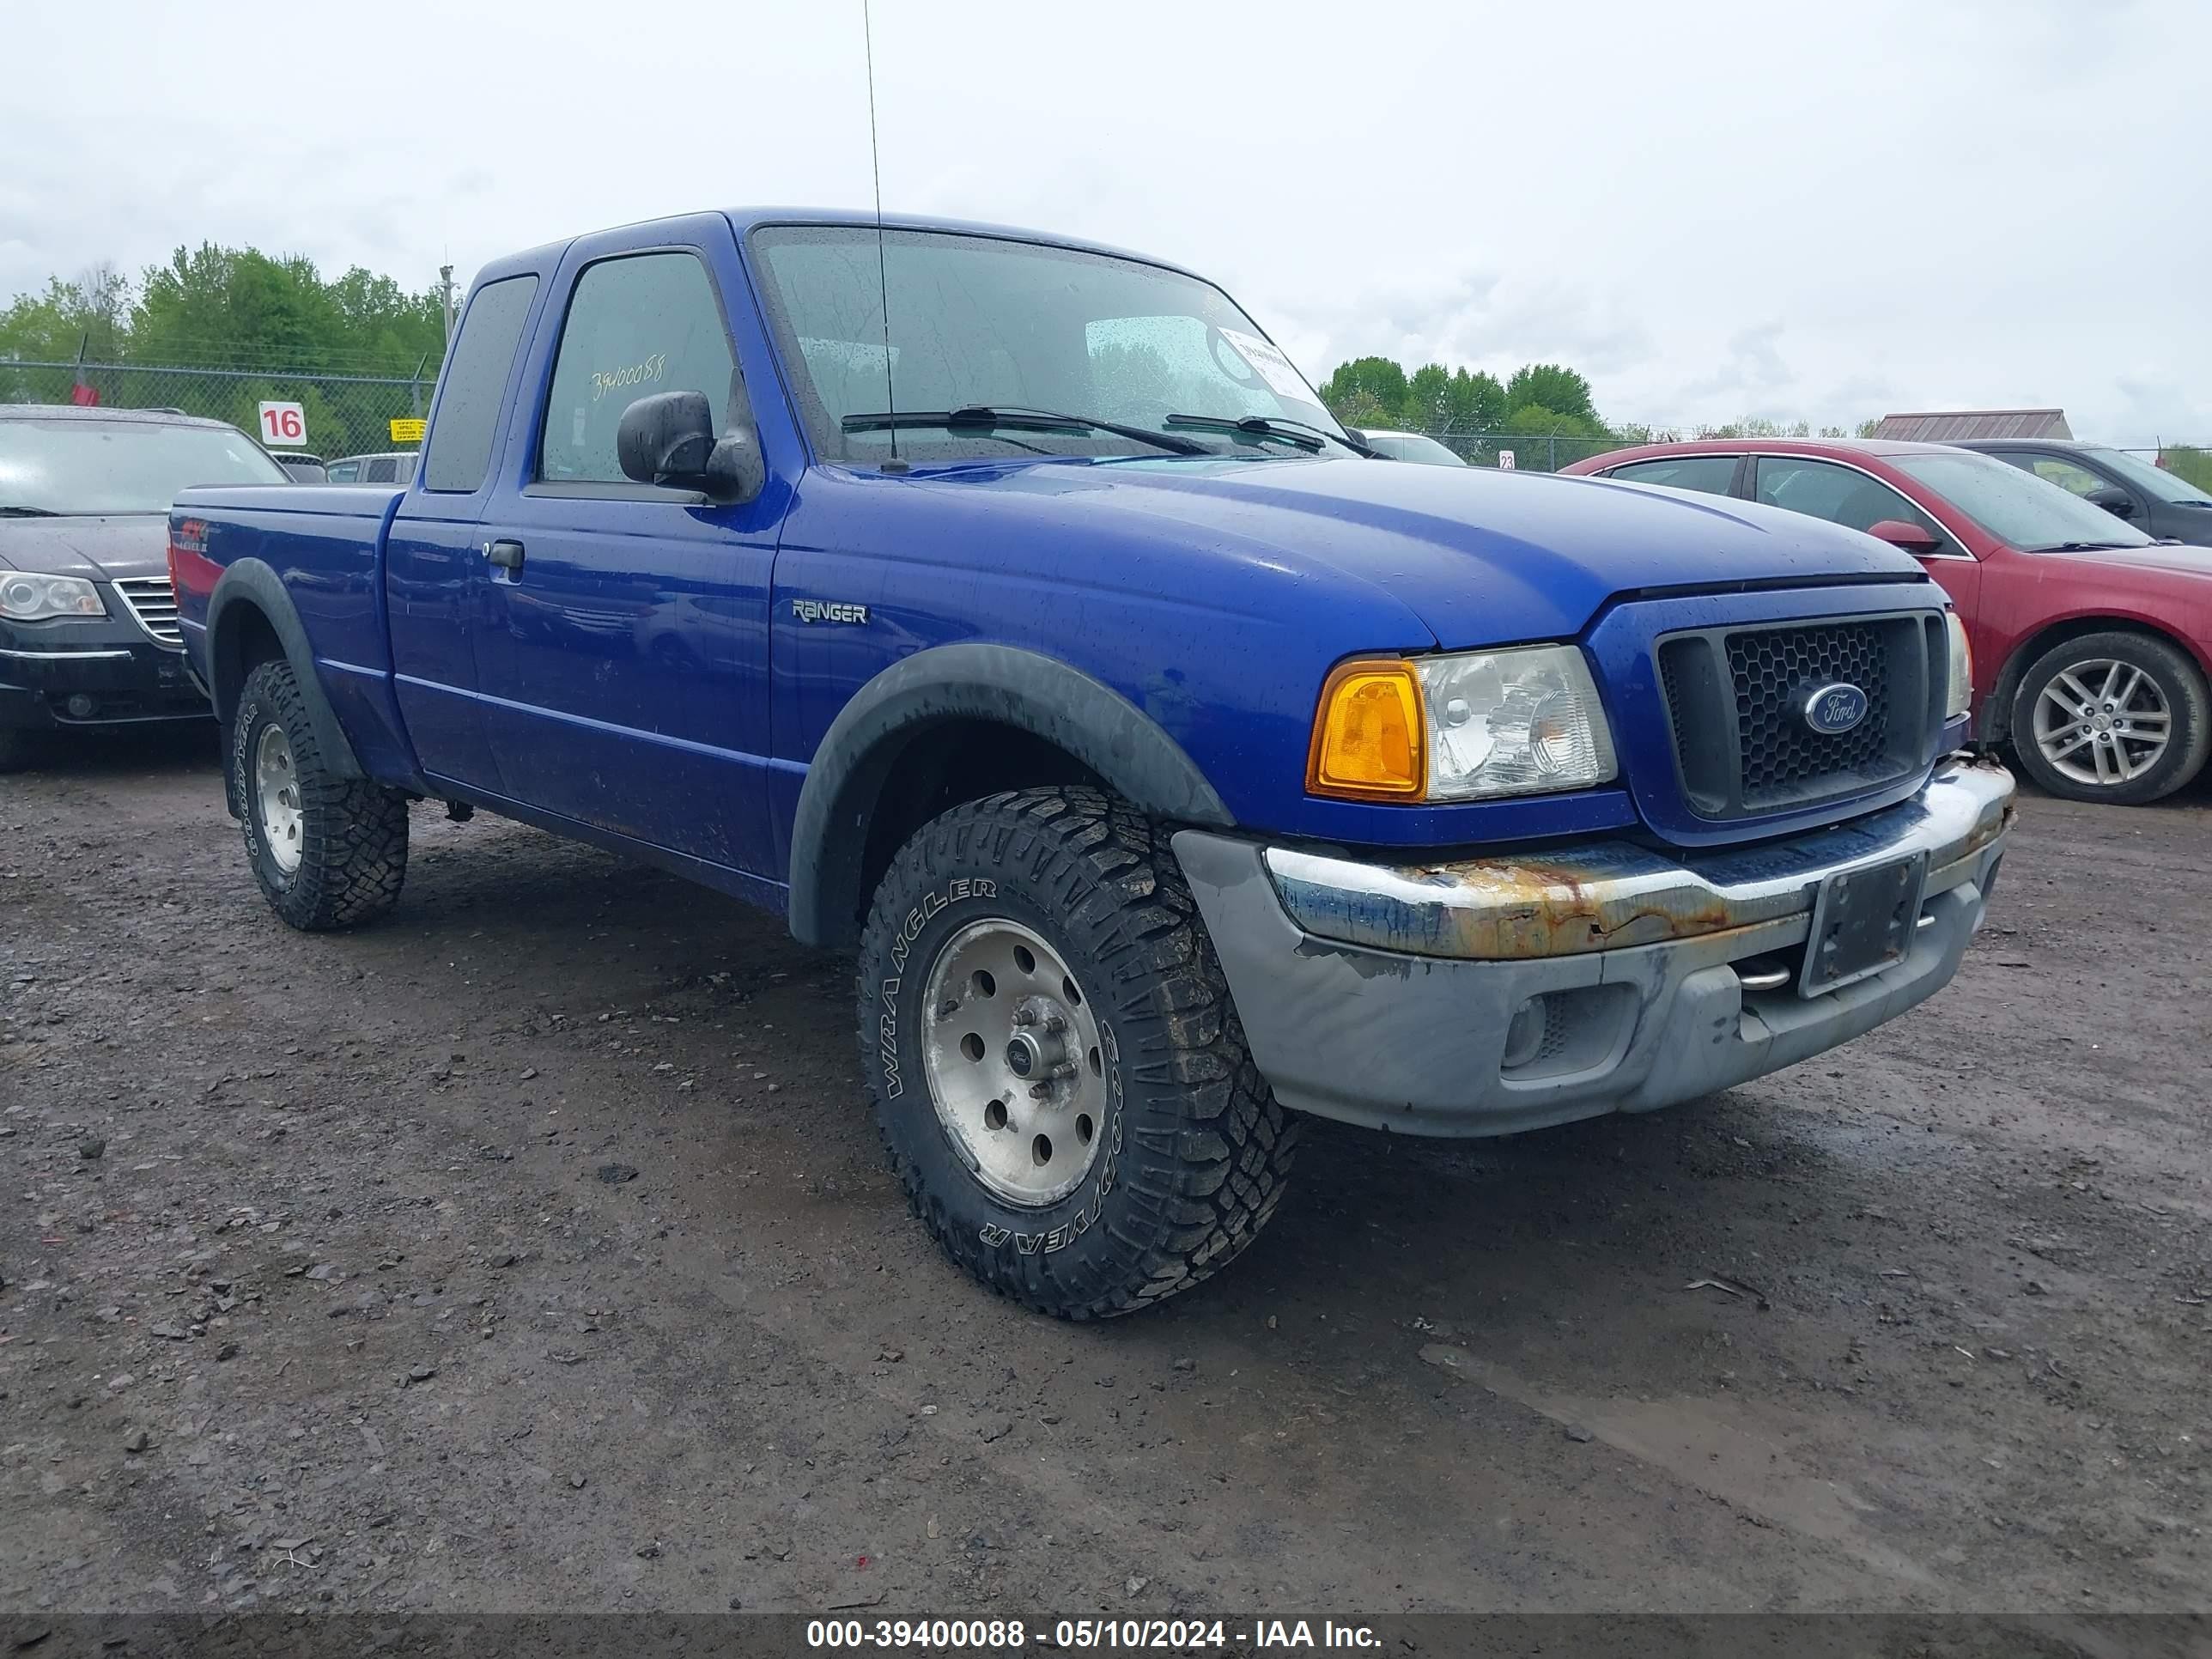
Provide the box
[1308,659,1425,800]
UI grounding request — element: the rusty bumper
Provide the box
[1173,757,2015,1137]
[1260,754,2014,961]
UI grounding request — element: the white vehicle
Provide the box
[1361,428,1468,466]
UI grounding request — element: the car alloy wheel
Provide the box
[2031,656,2171,788]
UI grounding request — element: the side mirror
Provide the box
[1867,518,1942,554]
[2085,485,2136,519]
[616,391,765,503]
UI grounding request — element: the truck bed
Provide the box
[171,483,416,782]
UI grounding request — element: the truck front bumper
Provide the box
[1174,756,2015,1138]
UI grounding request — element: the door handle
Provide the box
[484,539,525,572]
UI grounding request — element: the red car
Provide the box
[1563,439,2212,805]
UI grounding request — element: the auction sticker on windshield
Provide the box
[1217,326,1316,404]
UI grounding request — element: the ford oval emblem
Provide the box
[1803,683,1869,735]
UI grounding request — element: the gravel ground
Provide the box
[3,729,2208,1634]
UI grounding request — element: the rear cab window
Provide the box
[422,275,541,494]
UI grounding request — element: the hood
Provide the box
[897,454,1924,648]
[2039,540,2212,580]
[0,514,173,583]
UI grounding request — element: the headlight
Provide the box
[0,572,105,622]
[1943,611,1972,720]
[1308,645,1618,803]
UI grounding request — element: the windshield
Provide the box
[1893,450,2154,551]
[2083,447,2212,507]
[749,225,1347,464]
[0,417,288,514]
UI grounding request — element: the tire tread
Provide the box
[235,659,408,930]
[858,787,1297,1319]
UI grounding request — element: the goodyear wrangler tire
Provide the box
[858,787,1298,1319]
[231,659,409,931]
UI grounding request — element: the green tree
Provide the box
[325,267,446,374]
[1328,386,1396,429]
[1403,362,1453,430]
[1694,416,1812,440]
[1401,362,1510,434]
[134,245,345,368]
[0,265,131,363]
[1320,356,1410,424]
[1495,404,1613,471]
[1504,363,1596,424]
[1444,368,1508,433]
[2160,446,2212,492]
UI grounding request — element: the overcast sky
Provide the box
[4,0,2206,443]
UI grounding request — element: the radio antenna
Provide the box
[862,0,901,469]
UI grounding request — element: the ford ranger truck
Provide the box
[168,210,2015,1318]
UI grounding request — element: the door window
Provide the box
[2025,455,2113,499]
[1753,456,1945,540]
[326,460,360,483]
[1606,455,1739,496]
[364,457,398,483]
[539,252,737,484]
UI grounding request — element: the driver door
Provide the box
[469,220,789,878]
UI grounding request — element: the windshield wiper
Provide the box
[0,505,60,517]
[1164,413,1377,457]
[840,405,1210,456]
[2028,540,2134,552]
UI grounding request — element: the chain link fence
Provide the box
[5,357,2206,493]
[1408,432,1620,471]
[0,359,431,462]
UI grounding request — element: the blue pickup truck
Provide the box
[169,208,2014,1317]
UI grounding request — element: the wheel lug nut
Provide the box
[1050,1060,1078,1080]
[1042,1014,1066,1034]
[938,999,961,1018]
[1012,1008,1038,1027]
[1029,1083,1053,1100]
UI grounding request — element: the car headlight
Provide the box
[0,572,106,622]
[1308,645,1619,802]
[1943,611,1972,720]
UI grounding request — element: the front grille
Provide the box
[112,577,182,647]
[1729,623,1891,804]
[1658,612,1944,819]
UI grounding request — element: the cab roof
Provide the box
[472,208,1204,289]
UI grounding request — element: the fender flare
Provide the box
[205,558,366,782]
[787,642,1233,948]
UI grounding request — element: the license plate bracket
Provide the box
[1799,852,1928,996]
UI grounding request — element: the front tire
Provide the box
[230,659,410,929]
[858,788,1297,1319]
[2009,630,2210,805]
